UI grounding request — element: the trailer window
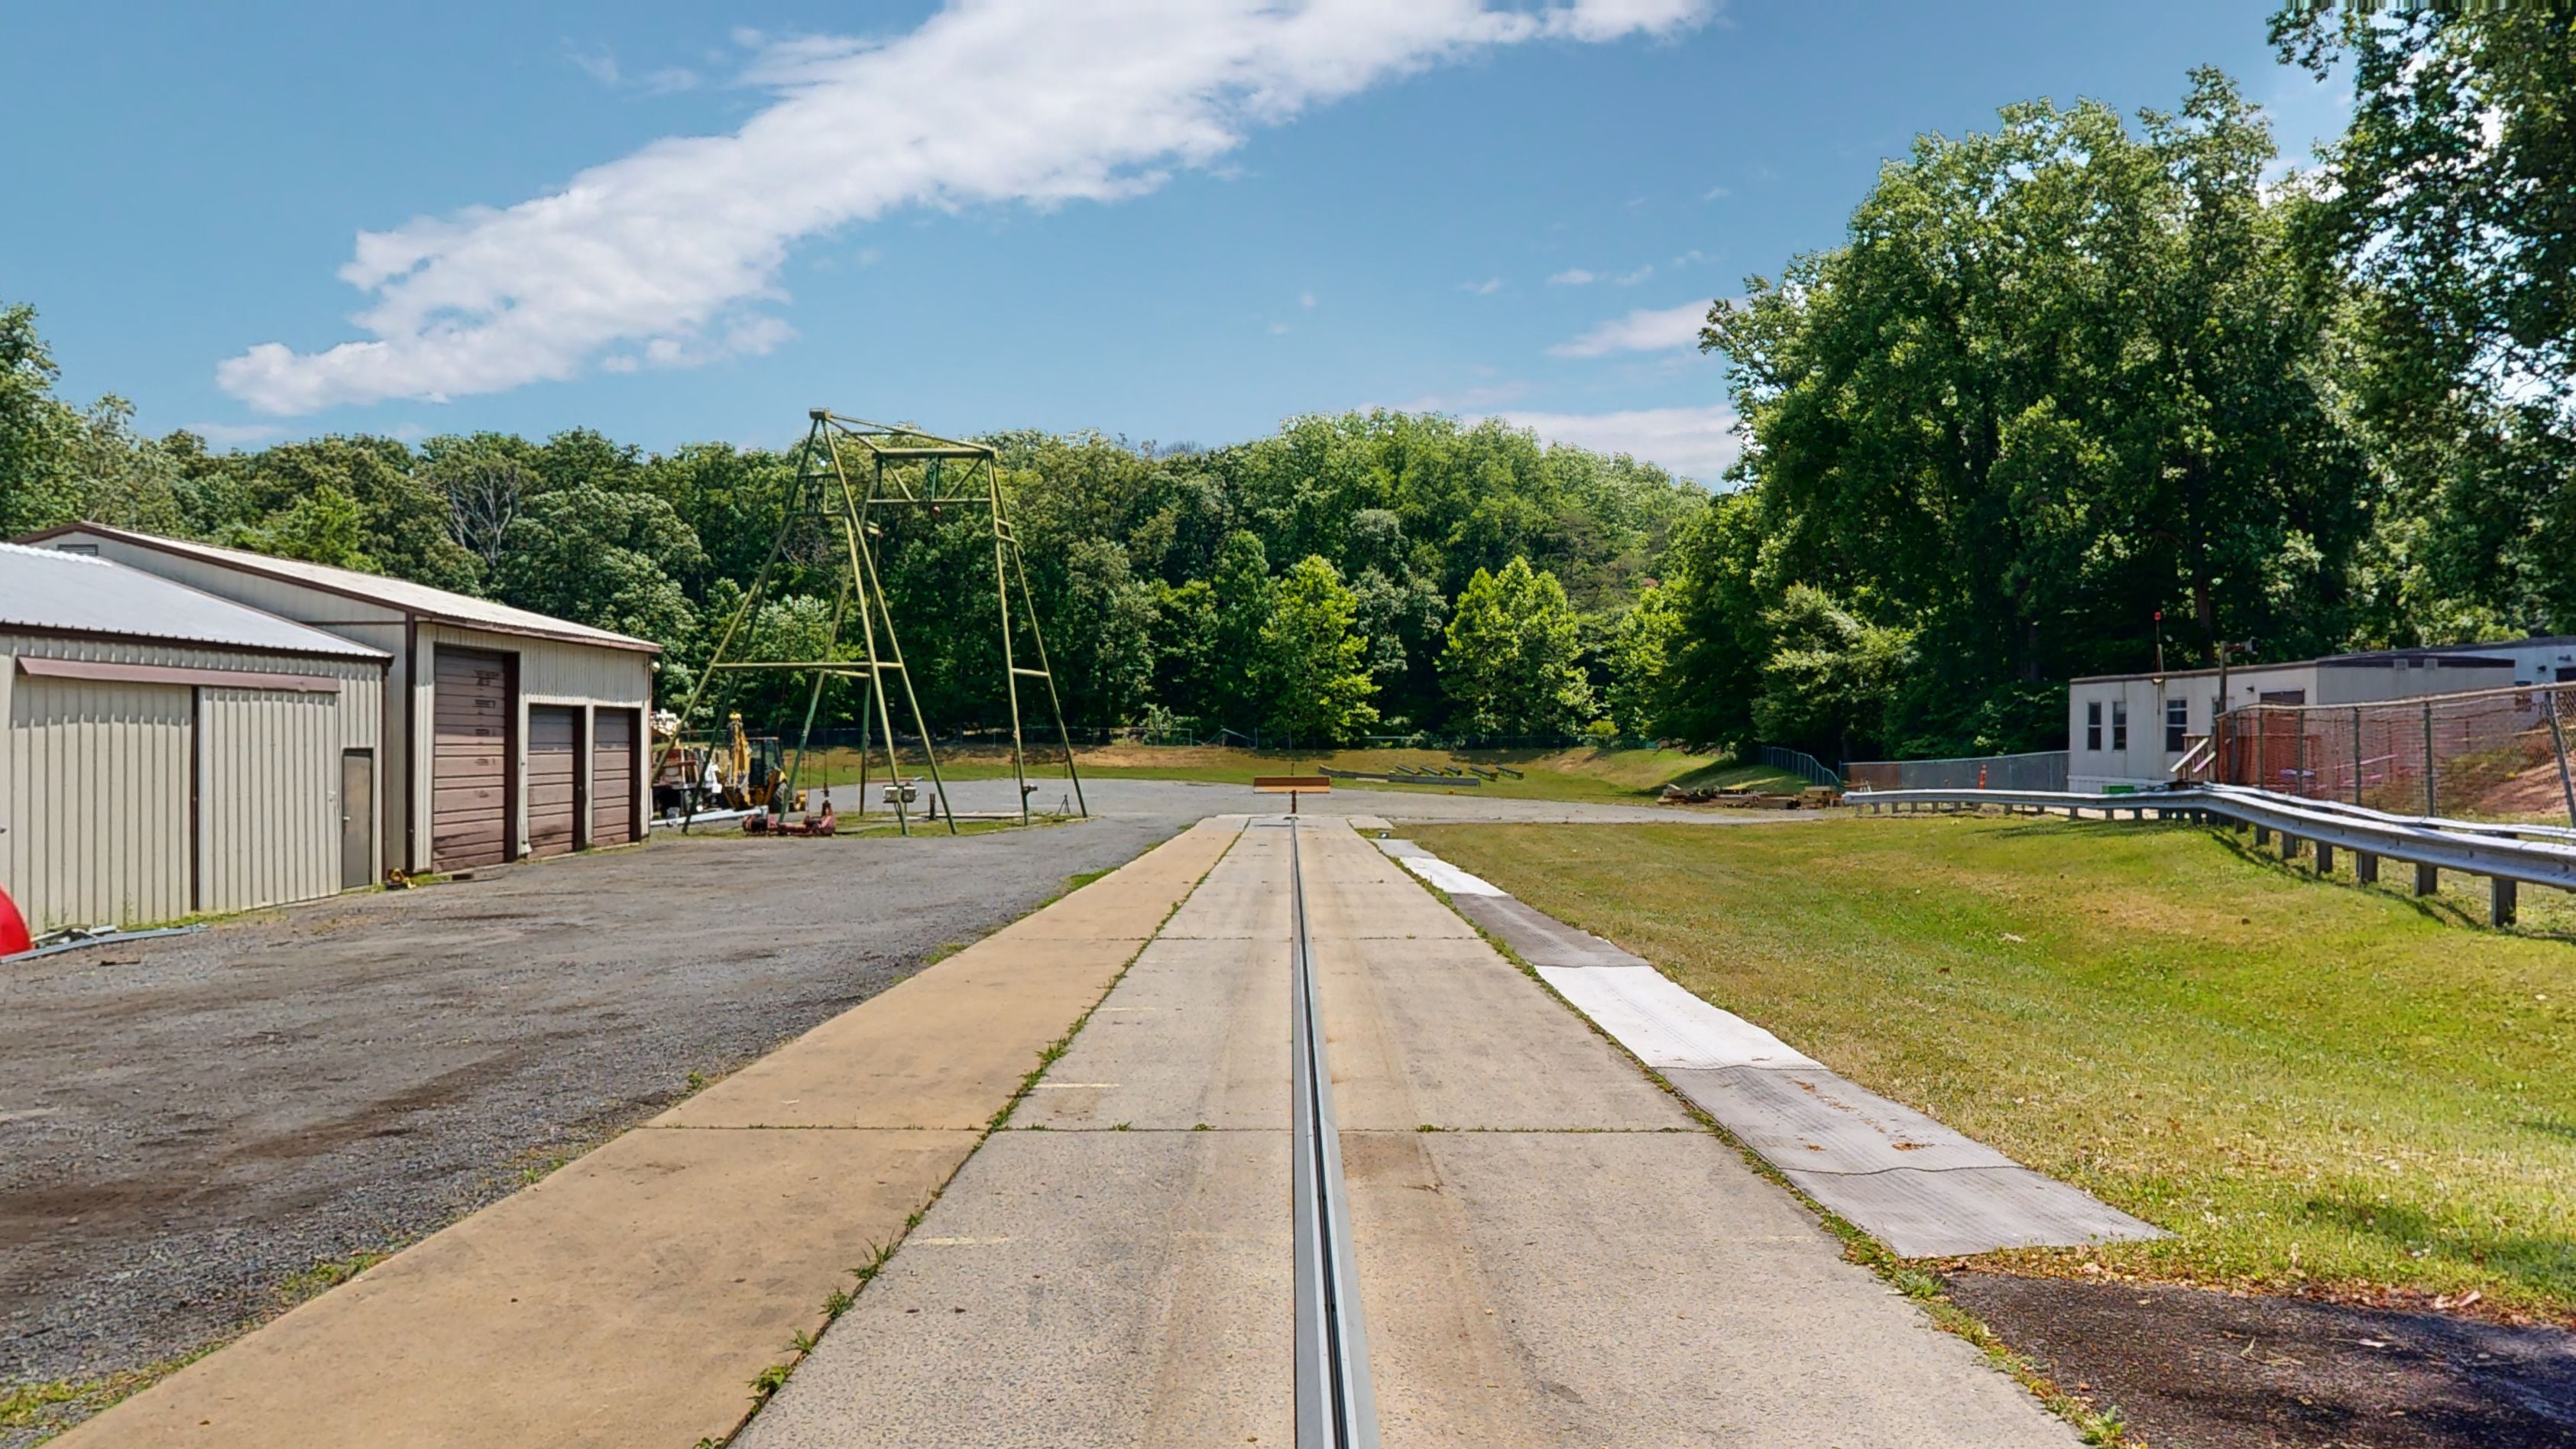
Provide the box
[2085,701,2101,751]
[2165,699,2187,753]
[2111,701,2128,751]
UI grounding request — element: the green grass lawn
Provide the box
[1413,814,2576,1321]
[777,742,1804,804]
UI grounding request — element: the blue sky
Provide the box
[3,2,2340,482]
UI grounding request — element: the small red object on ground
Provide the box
[0,886,29,957]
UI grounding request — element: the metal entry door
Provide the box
[341,749,375,888]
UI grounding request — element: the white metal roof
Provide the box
[23,524,660,653]
[0,543,389,660]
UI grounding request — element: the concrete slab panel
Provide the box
[1453,893,1652,968]
[1661,1065,2017,1175]
[737,1130,1293,1449]
[1391,851,1506,896]
[1776,1164,2169,1260]
[59,1127,980,1449]
[1539,969,1821,1071]
[1343,1131,2079,1447]
[1317,935,1690,1133]
[656,937,1145,1129]
[1019,933,1289,1132]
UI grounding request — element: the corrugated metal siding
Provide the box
[199,688,341,912]
[0,633,384,929]
[4,669,192,931]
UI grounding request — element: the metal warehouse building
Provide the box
[0,543,388,931]
[23,525,659,875]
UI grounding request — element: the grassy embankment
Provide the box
[1415,814,2576,1321]
[776,743,1802,804]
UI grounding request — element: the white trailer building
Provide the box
[22,525,659,875]
[2066,637,2576,793]
[0,543,389,932]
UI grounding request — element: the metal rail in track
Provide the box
[1287,819,1381,1449]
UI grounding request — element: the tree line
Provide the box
[0,339,1694,744]
[6,7,2564,761]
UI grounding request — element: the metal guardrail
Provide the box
[1852,784,2576,920]
[1287,819,1380,1447]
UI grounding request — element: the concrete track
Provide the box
[746,818,2075,1447]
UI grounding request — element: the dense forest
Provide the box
[5,8,2568,761]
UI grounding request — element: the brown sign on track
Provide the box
[1252,776,1330,793]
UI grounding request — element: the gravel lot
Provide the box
[1,814,1175,1392]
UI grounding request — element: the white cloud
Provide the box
[1548,299,1710,357]
[1461,277,1503,294]
[1553,264,1652,287]
[1299,290,1317,310]
[1494,402,1738,481]
[1702,183,1730,200]
[566,45,700,94]
[222,0,1708,414]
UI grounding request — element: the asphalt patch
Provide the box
[1947,1270,2576,1447]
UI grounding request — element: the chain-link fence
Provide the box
[2207,682,2576,822]
[1845,750,2068,793]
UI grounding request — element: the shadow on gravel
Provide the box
[1948,1270,2576,1448]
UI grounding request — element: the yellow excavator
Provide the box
[651,712,805,818]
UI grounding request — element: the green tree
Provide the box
[223,485,375,570]
[1256,555,1379,745]
[0,305,83,534]
[1440,557,1596,736]
[1206,530,1275,730]
[1604,582,1682,736]
[2276,4,2576,634]
[491,485,704,650]
[1704,70,2365,753]
[1749,586,1917,760]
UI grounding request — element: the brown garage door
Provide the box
[527,706,580,857]
[433,648,513,870]
[593,708,638,844]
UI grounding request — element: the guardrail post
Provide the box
[2282,833,2303,860]
[2492,877,2517,927]
[2416,863,2439,896]
[2254,824,2270,847]
[2356,850,2377,884]
[2315,841,2335,874]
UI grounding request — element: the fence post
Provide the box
[2423,699,2437,817]
[2548,691,2576,830]
[2351,707,2364,806]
